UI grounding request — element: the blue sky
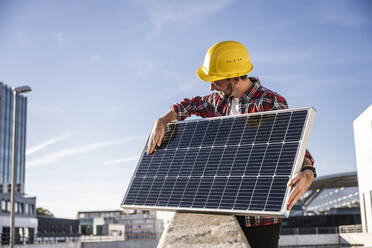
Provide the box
[0,0,371,219]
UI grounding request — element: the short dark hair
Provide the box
[239,75,248,80]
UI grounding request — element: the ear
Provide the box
[232,77,240,85]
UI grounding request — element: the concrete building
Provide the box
[353,104,372,233]
[37,216,80,243]
[77,210,163,240]
[0,82,37,244]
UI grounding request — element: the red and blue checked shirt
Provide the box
[172,77,315,227]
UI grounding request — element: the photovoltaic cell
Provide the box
[121,107,315,217]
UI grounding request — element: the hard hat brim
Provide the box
[196,66,225,82]
[196,64,253,82]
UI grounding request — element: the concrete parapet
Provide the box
[157,213,250,248]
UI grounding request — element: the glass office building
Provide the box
[0,82,36,245]
[0,82,27,194]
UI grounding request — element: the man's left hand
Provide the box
[287,170,314,210]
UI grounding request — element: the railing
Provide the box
[339,224,363,233]
[281,226,339,235]
[80,235,125,242]
[281,225,364,235]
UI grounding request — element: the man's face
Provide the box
[210,79,234,98]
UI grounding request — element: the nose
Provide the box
[210,82,216,91]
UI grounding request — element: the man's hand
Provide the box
[146,110,178,155]
[146,119,166,155]
[287,169,314,210]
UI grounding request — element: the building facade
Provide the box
[353,104,372,233]
[0,82,37,244]
[77,210,163,240]
[37,216,80,243]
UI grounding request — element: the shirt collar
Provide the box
[239,77,261,104]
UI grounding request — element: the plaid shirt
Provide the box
[172,77,314,227]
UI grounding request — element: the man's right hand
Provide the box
[146,109,178,155]
[146,118,166,155]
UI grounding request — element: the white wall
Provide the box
[353,104,372,233]
[0,215,38,231]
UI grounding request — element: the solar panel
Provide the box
[121,107,316,217]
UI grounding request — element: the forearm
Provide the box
[157,109,178,126]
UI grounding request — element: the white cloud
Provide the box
[318,1,369,27]
[53,32,66,48]
[27,136,145,168]
[130,59,159,77]
[133,0,235,36]
[26,133,73,156]
[104,156,140,166]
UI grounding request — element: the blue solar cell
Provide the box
[146,150,165,175]
[219,177,242,209]
[214,118,234,146]
[245,145,267,175]
[226,117,246,145]
[202,119,221,146]
[276,142,299,175]
[249,177,273,211]
[192,177,214,208]
[177,121,198,148]
[168,177,188,207]
[190,147,211,176]
[204,146,224,176]
[180,177,201,208]
[136,153,153,177]
[157,177,177,206]
[166,122,187,149]
[217,146,238,176]
[240,115,261,145]
[234,177,257,210]
[156,150,175,176]
[265,177,289,211]
[254,114,276,144]
[123,177,144,205]
[285,110,307,142]
[189,121,209,147]
[168,149,187,176]
[231,145,252,176]
[178,148,198,176]
[205,177,228,209]
[270,112,291,143]
[135,177,154,205]
[145,177,165,206]
[260,144,283,175]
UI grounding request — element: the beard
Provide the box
[217,82,233,99]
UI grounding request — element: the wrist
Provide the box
[301,166,316,178]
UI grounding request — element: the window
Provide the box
[25,203,29,214]
[1,200,6,212]
[7,201,11,212]
[29,204,34,215]
[19,203,24,214]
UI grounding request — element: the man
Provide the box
[147,41,315,247]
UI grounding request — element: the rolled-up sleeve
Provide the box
[171,94,216,121]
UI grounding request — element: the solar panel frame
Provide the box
[121,107,316,218]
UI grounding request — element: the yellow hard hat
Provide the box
[196,41,253,82]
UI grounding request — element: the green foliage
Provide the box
[36,207,54,217]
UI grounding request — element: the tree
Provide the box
[36,207,54,217]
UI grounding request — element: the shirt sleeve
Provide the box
[171,94,217,121]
